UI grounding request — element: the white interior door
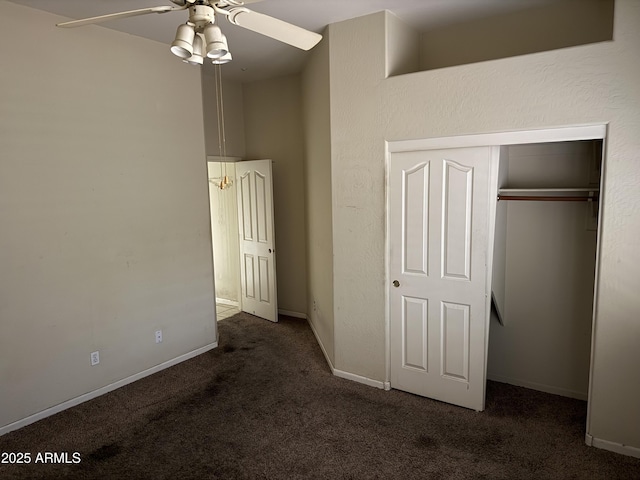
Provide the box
[389,147,496,411]
[236,160,278,322]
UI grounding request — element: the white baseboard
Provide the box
[305,318,386,390]
[278,309,307,320]
[487,373,588,400]
[307,317,335,372]
[586,433,640,459]
[333,369,387,390]
[0,341,218,437]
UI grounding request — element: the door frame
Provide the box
[385,124,608,419]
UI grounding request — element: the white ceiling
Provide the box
[8,0,555,82]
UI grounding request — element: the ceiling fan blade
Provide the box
[56,5,187,28]
[227,8,322,51]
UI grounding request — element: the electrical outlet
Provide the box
[155,330,163,344]
[90,351,100,366]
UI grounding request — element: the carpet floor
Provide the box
[1,313,638,479]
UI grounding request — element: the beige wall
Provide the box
[329,1,640,452]
[243,75,308,315]
[201,73,308,316]
[420,0,614,71]
[0,1,215,430]
[385,12,419,77]
[202,72,246,159]
[301,35,334,364]
[329,12,388,380]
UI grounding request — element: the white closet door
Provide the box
[389,147,495,411]
[236,160,278,323]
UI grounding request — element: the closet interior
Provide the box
[488,140,603,401]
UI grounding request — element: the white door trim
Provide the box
[385,124,607,423]
[207,155,242,163]
[388,124,607,153]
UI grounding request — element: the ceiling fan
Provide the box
[56,0,323,65]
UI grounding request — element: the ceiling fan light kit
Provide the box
[183,34,204,65]
[55,0,322,66]
[170,23,196,59]
[208,34,229,59]
[212,51,233,65]
[203,24,228,59]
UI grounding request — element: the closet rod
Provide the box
[497,195,599,202]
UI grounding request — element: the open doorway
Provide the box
[207,158,279,323]
[208,160,241,321]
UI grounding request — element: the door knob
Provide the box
[393,280,400,287]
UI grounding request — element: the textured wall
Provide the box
[302,35,335,364]
[243,75,308,315]
[385,12,419,77]
[201,73,246,159]
[329,2,640,450]
[420,0,614,71]
[330,13,388,380]
[202,72,309,316]
[0,1,215,429]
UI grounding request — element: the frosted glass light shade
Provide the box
[171,24,195,59]
[212,51,232,64]
[184,34,204,65]
[204,24,228,59]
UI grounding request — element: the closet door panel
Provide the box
[403,163,430,276]
[441,301,470,382]
[442,160,473,281]
[390,146,495,411]
[402,296,429,372]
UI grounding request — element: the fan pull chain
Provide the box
[214,62,231,190]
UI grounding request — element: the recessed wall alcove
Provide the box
[388,0,615,77]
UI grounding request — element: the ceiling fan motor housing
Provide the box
[189,4,216,31]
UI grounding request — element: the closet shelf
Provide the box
[497,187,599,202]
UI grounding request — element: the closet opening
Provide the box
[488,139,603,408]
[386,126,607,448]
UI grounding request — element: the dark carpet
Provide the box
[1,313,639,479]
